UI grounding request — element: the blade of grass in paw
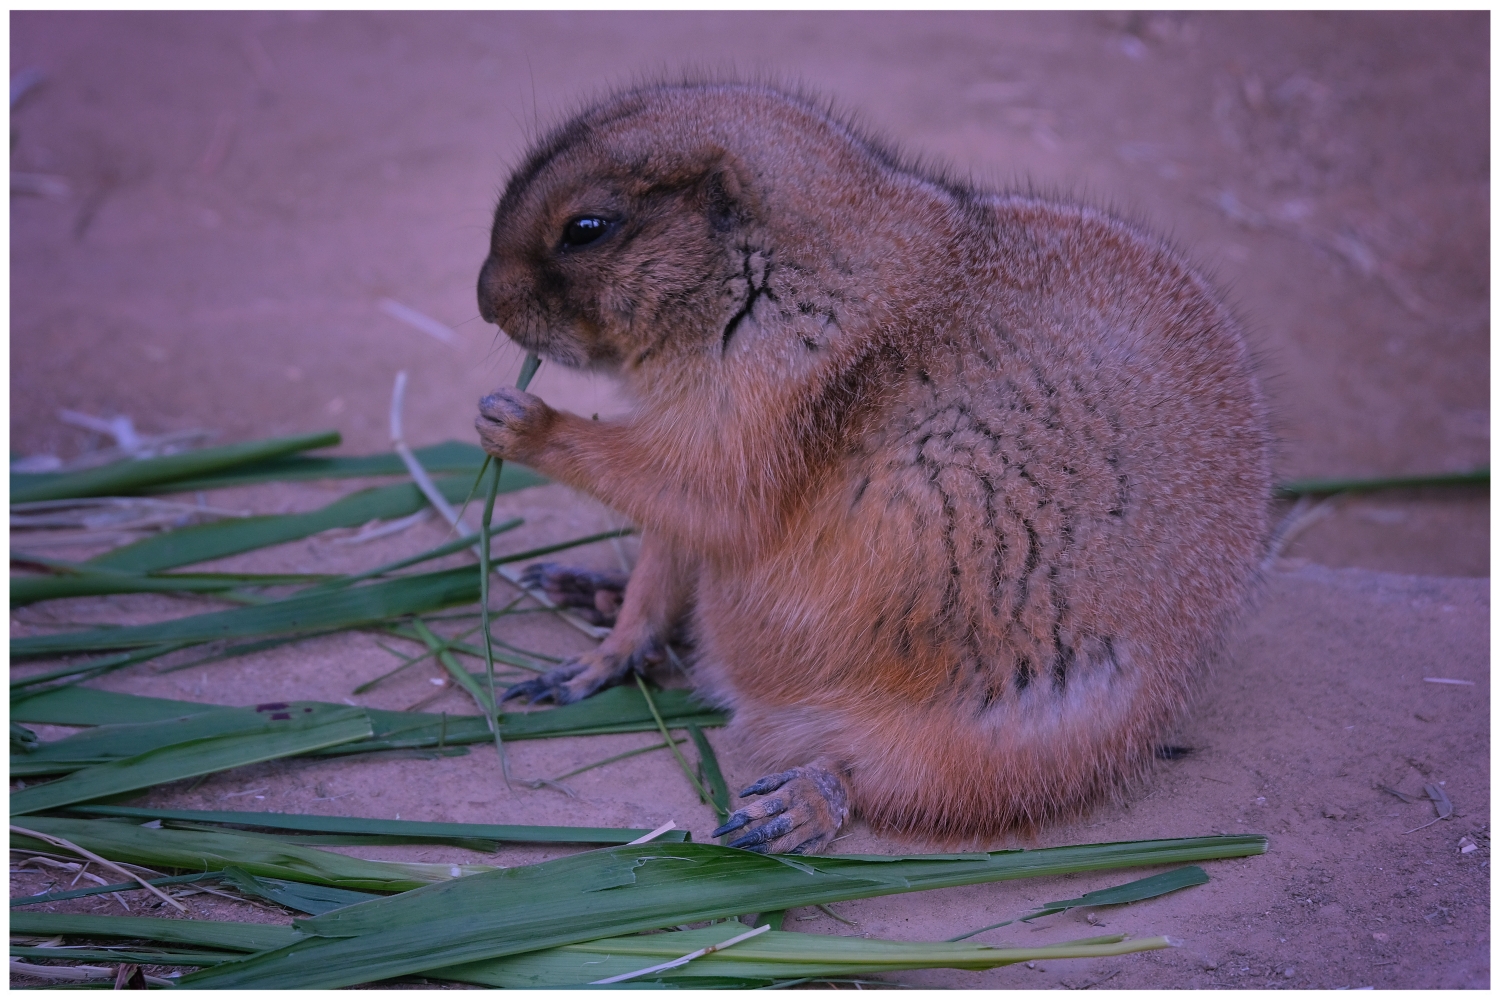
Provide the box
[482,353,542,786]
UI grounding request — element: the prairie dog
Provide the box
[475,82,1270,853]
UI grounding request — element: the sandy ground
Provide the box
[9,11,1490,989]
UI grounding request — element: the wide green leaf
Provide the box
[12,703,356,775]
[86,468,534,575]
[12,870,219,907]
[7,909,1168,986]
[1028,864,1210,919]
[10,705,373,815]
[11,566,481,658]
[11,816,496,891]
[142,440,498,493]
[69,805,692,846]
[11,686,222,724]
[9,944,249,966]
[14,526,633,659]
[219,866,381,915]
[948,865,1212,940]
[12,685,726,752]
[10,570,331,608]
[182,836,1266,988]
[10,644,191,695]
[441,925,1171,988]
[10,430,341,504]
[9,910,301,952]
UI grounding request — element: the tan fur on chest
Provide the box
[475,81,1270,846]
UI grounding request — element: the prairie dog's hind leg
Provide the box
[503,534,695,705]
[519,562,630,626]
[712,764,850,855]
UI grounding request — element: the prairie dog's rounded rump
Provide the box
[476,80,1272,849]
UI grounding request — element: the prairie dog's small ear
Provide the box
[700,154,754,232]
[657,146,758,231]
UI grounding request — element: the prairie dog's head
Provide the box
[477,83,885,375]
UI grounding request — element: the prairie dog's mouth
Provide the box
[499,326,591,371]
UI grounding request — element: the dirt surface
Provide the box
[9,11,1490,990]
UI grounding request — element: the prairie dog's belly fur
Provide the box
[475,82,1271,849]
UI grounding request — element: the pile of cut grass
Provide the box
[11,383,1292,987]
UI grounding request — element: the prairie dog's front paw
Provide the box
[476,387,552,461]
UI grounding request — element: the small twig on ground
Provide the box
[334,509,433,545]
[10,825,184,911]
[10,961,170,987]
[1404,784,1455,833]
[590,922,770,985]
[1263,494,1343,567]
[625,821,678,846]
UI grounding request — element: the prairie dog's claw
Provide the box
[712,765,849,855]
[501,662,591,705]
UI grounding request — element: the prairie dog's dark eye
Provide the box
[561,216,612,249]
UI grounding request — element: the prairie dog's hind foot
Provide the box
[712,765,850,855]
[501,640,662,705]
[520,562,629,627]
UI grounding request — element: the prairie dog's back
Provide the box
[691,188,1270,838]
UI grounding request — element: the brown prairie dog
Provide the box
[475,82,1271,853]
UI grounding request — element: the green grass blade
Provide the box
[9,944,248,966]
[479,457,507,783]
[11,566,483,658]
[312,688,719,758]
[140,440,513,493]
[12,871,219,907]
[16,528,637,659]
[377,625,545,676]
[12,702,358,774]
[689,723,731,821]
[180,836,1265,988]
[330,688,726,754]
[220,866,382,915]
[1028,863,1210,918]
[412,618,496,721]
[548,737,687,783]
[437,926,1171,988]
[11,815,497,891]
[636,675,715,811]
[87,472,527,574]
[1276,465,1488,497]
[9,910,302,953]
[11,570,334,607]
[947,865,1211,940]
[10,430,341,504]
[300,517,523,596]
[10,706,374,814]
[10,643,191,694]
[11,686,222,724]
[11,685,726,751]
[65,805,693,846]
[152,630,345,676]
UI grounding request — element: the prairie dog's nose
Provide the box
[476,253,509,324]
